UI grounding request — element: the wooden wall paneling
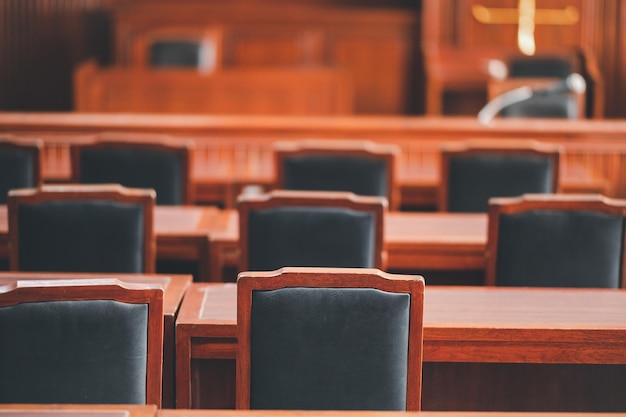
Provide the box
[0,0,116,111]
[462,0,587,50]
[111,1,420,115]
[604,0,626,119]
[621,1,626,119]
[221,24,326,67]
[327,21,419,114]
[420,0,624,117]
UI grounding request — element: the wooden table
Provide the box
[159,411,626,417]
[175,283,626,411]
[0,271,192,409]
[208,210,488,282]
[0,205,223,282]
[0,404,157,417]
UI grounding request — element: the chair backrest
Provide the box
[8,184,156,273]
[131,26,222,72]
[507,55,574,78]
[486,194,626,288]
[0,278,163,405]
[484,51,588,120]
[70,134,193,205]
[238,190,386,272]
[438,140,561,212]
[0,136,42,204]
[274,140,400,210]
[236,266,424,410]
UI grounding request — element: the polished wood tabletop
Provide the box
[159,411,626,417]
[0,405,157,417]
[4,405,626,417]
[175,282,626,409]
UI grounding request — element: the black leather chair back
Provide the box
[248,206,376,271]
[0,299,148,403]
[282,155,388,199]
[78,147,185,205]
[447,154,555,212]
[0,144,39,204]
[17,200,146,273]
[496,210,624,287]
[509,56,573,78]
[250,286,410,410]
[149,40,203,68]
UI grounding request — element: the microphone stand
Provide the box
[477,86,534,125]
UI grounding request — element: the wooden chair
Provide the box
[273,140,400,211]
[8,184,156,273]
[438,140,562,212]
[238,190,387,272]
[486,76,585,120]
[70,133,194,205]
[236,266,424,410]
[0,135,43,204]
[486,194,626,288]
[491,50,604,119]
[0,278,163,406]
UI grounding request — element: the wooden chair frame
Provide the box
[438,139,562,212]
[485,193,626,287]
[236,266,424,410]
[274,139,400,211]
[237,189,387,272]
[7,184,157,273]
[70,133,194,205]
[0,277,164,406]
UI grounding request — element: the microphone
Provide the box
[477,73,586,125]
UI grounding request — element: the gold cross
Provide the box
[471,0,580,56]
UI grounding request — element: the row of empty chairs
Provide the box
[0,267,425,411]
[0,142,624,410]
[4,182,625,288]
[2,133,564,212]
[0,132,192,206]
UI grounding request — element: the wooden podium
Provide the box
[421,0,604,118]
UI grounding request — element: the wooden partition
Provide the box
[111,1,420,115]
[0,113,625,210]
[74,60,353,116]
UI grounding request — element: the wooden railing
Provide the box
[1,113,625,209]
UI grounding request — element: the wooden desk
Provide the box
[0,404,157,417]
[207,210,488,282]
[75,61,353,116]
[0,271,192,409]
[0,205,223,282]
[159,412,626,417]
[175,283,626,410]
